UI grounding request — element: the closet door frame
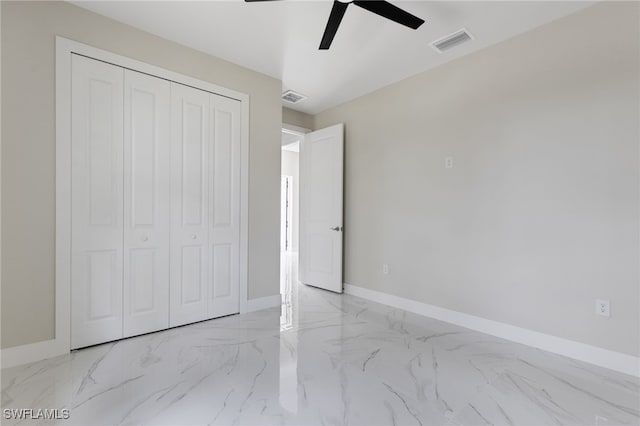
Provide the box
[53,37,249,360]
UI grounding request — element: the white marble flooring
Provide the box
[2,254,639,425]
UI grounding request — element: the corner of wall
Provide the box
[282,107,313,130]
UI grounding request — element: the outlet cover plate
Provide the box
[595,299,610,317]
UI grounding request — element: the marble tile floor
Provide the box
[2,261,639,425]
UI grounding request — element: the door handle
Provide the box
[330,226,343,232]
[141,235,149,242]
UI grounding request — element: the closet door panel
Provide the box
[208,95,241,318]
[123,70,171,337]
[71,55,124,349]
[170,83,210,327]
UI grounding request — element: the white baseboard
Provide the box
[2,295,283,369]
[247,294,282,312]
[1,338,68,370]
[344,283,640,378]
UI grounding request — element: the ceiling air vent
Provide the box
[430,29,473,53]
[281,90,307,104]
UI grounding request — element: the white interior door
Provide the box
[71,55,124,349]
[299,124,344,293]
[208,95,241,318]
[170,83,210,327]
[123,70,171,337]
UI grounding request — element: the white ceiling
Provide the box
[72,1,595,114]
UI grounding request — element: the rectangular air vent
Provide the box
[281,90,307,104]
[430,29,473,53]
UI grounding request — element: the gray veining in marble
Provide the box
[1,254,638,425]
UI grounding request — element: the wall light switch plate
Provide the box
[382,264,389,275]
[445,157,454,169]
[595,299,610,317]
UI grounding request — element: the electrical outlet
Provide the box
[382,264,389,275]
[445,157,454,169]
[595,299,610,317]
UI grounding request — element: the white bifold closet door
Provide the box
[169,84,210,326]
[169,83,241,327]
[71,55,125,349]
[71,55,241,348]
[208,95,241,319]
[122,69,171,338]
[71,56,171,349]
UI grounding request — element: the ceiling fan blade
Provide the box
[353,0,424,30]
[319,1,349,50]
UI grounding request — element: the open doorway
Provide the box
[280,133,299,257]
[280,124,345,299]
[280,126,305,324]
[280,123,345,306]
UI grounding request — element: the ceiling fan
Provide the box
[245,0,425,50]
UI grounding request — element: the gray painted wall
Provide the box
[314,1,640,356]
[283,107,313,130]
